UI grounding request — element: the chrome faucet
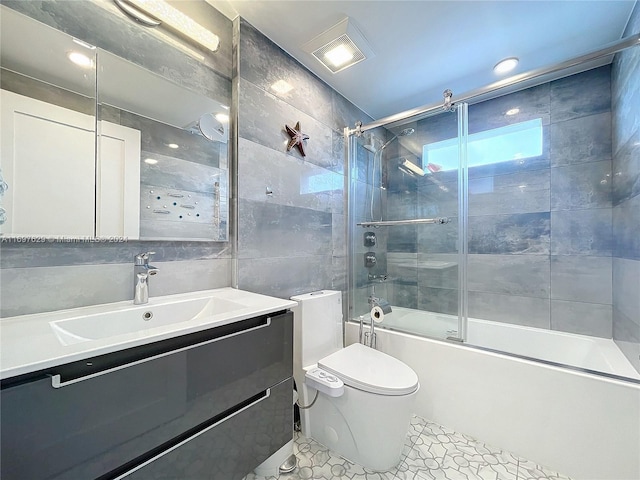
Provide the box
[133,251,159,305]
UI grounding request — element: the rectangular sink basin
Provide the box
[50,297,245,346]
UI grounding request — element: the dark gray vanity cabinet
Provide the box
[0,311,293,480]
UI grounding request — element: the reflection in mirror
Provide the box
[97,49,229,241]
[0,6,96,238]
[0,6,230,242]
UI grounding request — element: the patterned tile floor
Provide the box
[244,416,573,480]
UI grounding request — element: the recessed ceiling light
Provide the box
[302,18,374,74]
[166,143,179,149]
[67,51,94,68]
[144,158,158,165]
[324,44,354,67]
[215,113,229,123]
[494,57,519,74]
[506,108,520,116]
[271,79,294,95]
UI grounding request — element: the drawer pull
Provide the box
[50,317,272,388]
[113,389,271,480]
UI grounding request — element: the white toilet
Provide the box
[291,290,419,471]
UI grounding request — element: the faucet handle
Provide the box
[134,251,156,265]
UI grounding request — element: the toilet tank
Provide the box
[291,290,343,370]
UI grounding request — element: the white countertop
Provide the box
[0,288,297,380]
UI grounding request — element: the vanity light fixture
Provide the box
[302,18,374,74]
[113,0,220,52]
[67,51,94,69]
[494,57,519,74]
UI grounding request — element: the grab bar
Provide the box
[50,318,272,388]
[357,217,450,227]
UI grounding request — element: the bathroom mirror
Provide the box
[97,50,229,241]
[0,6,97,238]
[0,6,229,242]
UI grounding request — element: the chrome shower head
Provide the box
[380,127,415,151]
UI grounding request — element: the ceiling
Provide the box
[208,0,637,120]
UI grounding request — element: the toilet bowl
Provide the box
[292,291,419,471]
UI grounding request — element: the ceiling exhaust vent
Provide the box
[303,18,374,74]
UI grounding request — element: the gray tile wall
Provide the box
[236,19,372,309]
[0,1,233,316]
[386,65,615,339]
[611,2,640,372]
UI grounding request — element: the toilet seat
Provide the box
[318,343,419,396]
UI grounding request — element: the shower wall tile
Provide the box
[468,83,551,134]
[417,287,459,316]
[352,180,382,222]
[613,307,640,374]
[332,256,348,292]
[238,78,338,173]
[417,219,459,254]
[612,257,640,323]
[239,19,334,129]
[549,112,612,167]
[237,255,332,300]
[468,292,551,329]
[414,111,458,147]
[467,254,550,298]
[468,169,550,216]
[550,209,612,256]
[550,256,612,305]
[550,300,612,338]
[389,284,419,310]
[237,137,340,213]
[332,214,347,258]
[386,190,418,219]
[387,253,419,286]
[613,192,640,260]
[612,130,640,206]
[549,65,611,124]
[417,254,459,290]
[468,212,550,255]
[387,225,417,253]
[417,179,458,218]
[612,7,640,154]
[237,199,332,259]
[550,160,612,210]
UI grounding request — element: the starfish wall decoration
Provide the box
[285,121,310,157]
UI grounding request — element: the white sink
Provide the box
[50,296,245,346]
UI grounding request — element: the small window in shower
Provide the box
[300,171,340,194]
[422,118,543,171]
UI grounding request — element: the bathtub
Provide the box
[347,308,640,480]
[367,306,640,380]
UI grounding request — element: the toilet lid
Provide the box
[318,343,419,396]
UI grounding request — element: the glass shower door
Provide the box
[348,104,468,343]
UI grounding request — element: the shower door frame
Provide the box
[346,102,469,344]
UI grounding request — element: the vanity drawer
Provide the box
[0,311,292,480]
[122,378,293,480]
